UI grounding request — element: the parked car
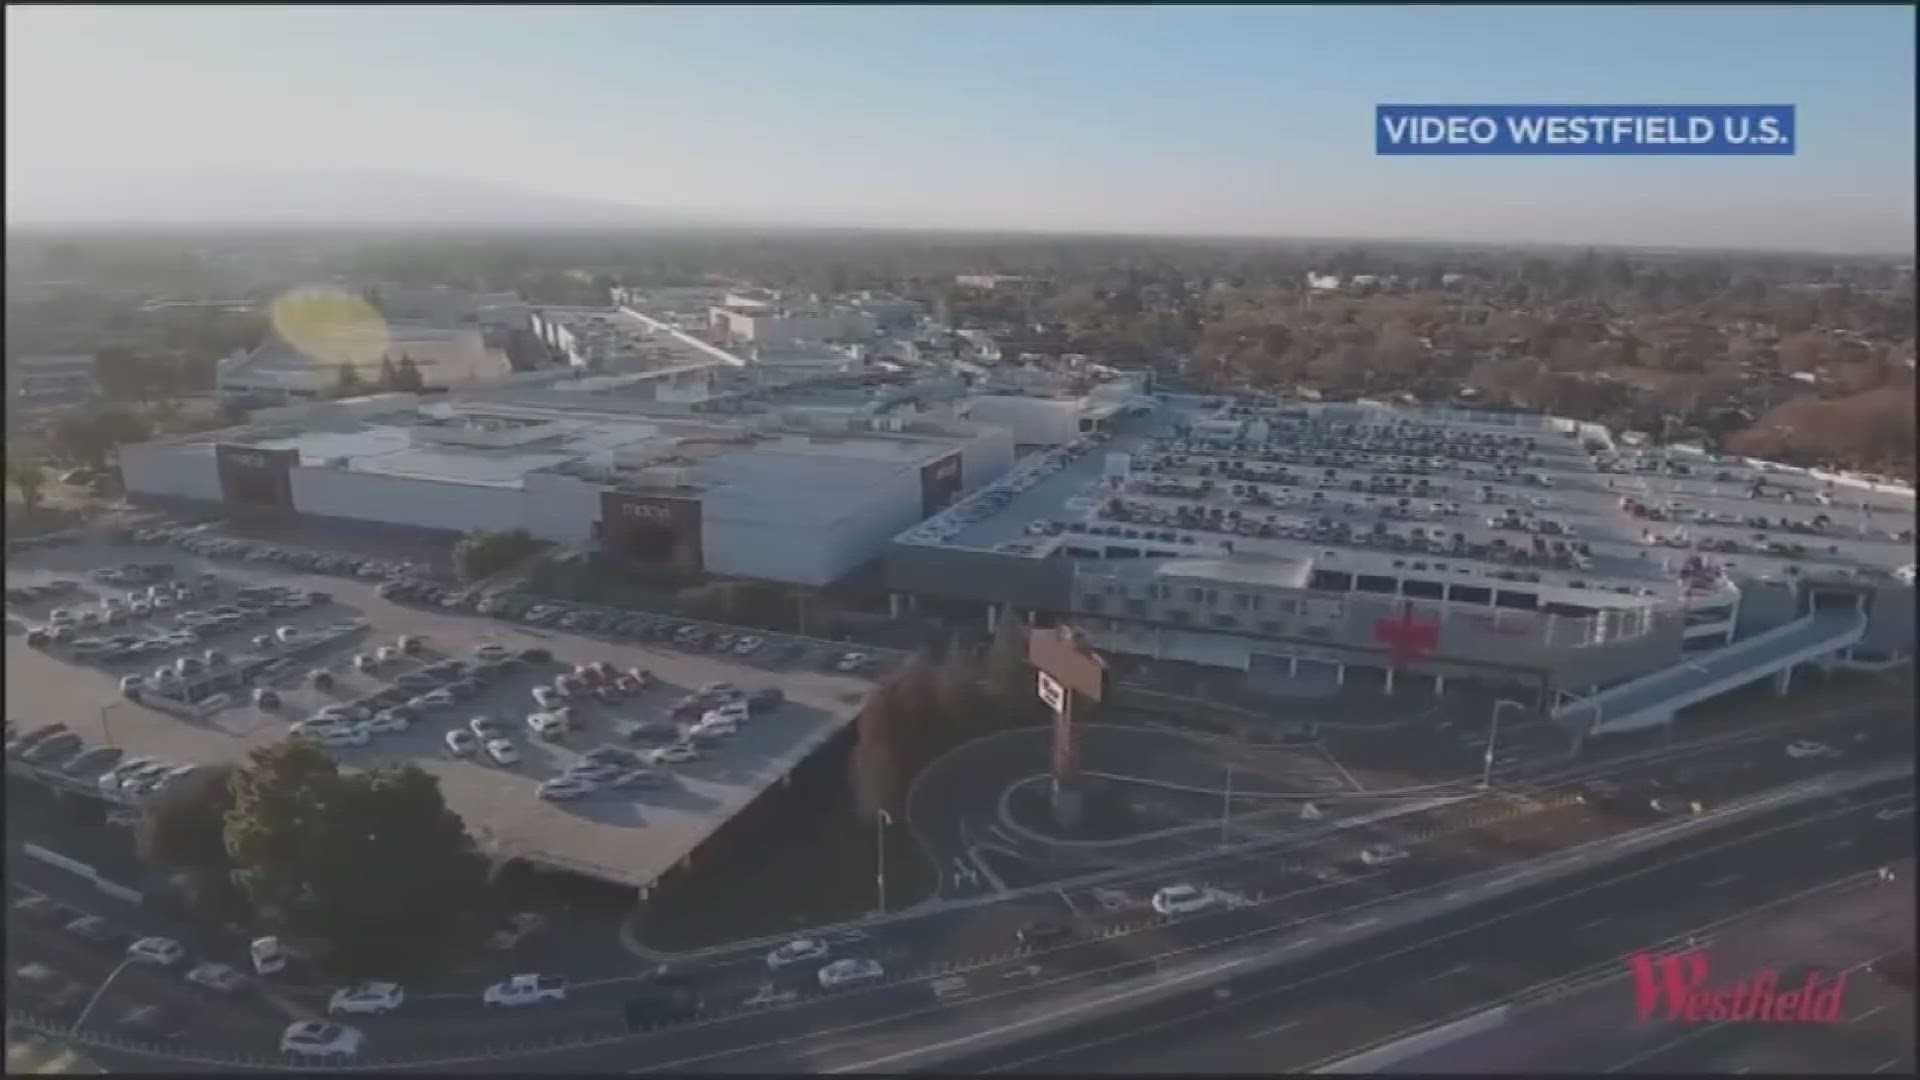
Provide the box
[484,739,519,766]
[538,777,595,801]
[186,962,247,993]
[281,1020,364,1059]
[482,973,567,1008]
[767,938,829,970]
[1150,884,1214,917]
[816,958,884,989]
[127,936,187,967]
[328,982,406,1016]
[445,729,478,756]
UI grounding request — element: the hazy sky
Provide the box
[7,5,1915,251]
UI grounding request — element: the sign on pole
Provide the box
[1037,671,1066,713]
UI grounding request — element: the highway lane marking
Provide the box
[1848,1003,1890,1025]
[1414,962,1473,985]
[1704,873,1741,888]
[1248,1017,1302,1039]
[1321,750,1365,793]
[1602,1022,1728,1073]
[1580,916,1611,931]
[1021,804,1911,1077]
[1346,917,1380,931]
[1829,838,1854,850]
[814,957,1247,1074]
[630,703,1895,977]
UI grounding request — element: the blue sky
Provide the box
[6,5,1914,250]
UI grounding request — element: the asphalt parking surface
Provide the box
[8,538,880,892]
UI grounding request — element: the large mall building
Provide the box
[120,371,1915,745]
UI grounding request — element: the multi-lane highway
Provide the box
[856,778,1917,1074]
[9,697,1911,1068]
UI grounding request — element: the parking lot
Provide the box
[7,530,891,890]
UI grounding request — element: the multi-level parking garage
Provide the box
[887,396,1915,740]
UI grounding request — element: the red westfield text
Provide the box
[1627,949,1847,1022]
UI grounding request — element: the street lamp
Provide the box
[1219,759,1236,850]
[874,809,892,915]
[71,958,135,1036]
[1482,699,1527,789]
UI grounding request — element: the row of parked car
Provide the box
[121,524,425,583]
[4,721,206,804]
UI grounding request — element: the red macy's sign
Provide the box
[1628,949,1848,1023]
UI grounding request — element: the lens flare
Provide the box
[268,287,390,372]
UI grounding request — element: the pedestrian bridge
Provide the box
[1553,598,1869,738]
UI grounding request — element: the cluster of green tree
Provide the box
[851,616,1040,817]
[453,528,550,583]
[136,740,492,978]
[331,353,427,398]
[7,461,50,511]
[45,406,152,468]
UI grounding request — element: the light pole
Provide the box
[71,958,135,1035]
[874,809,891,915]
[1219,760,1236,849]
[1482,699,1526,789]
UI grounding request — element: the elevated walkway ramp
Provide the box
[1553,604,1867,738]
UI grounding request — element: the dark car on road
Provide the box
[624,973,704,1029]
[1017,920,1071,948]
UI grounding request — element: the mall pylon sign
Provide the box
[1628,949,1847,1023]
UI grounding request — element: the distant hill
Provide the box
[5,170,726,228]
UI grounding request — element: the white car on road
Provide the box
[1150,884,1214,917]
[482,973,567,1007]
[816,958,884,989]
[1786,739,1840,760]
[328,982,405,1016]
[483,738,519,767]
[186,962,247,993]
[527,712,567,740]
[767,938,829,970]
[1359,843,1411,867]
[281,1020,363,1059]
[126,936,186,967]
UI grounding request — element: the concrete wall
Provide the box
[885,543,1074,610]
[288,467,524,534]
[965,396,1085,446]
[120,443,223,502]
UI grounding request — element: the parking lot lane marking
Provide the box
[1346,917,1380,931]
[1829,838,1854,850]
[1416,962,1473,985]
[1580,916,1611,931]
[1056,889,1079,917]
[1249,1018,1301,1039]
[1705,873,1741,888]
[1871,1058,1902,1073]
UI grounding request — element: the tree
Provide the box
[985,613,1032,709]
[93,345,150,401]
[220,740,489,978]
[137,764,239,872]
[334,363,364,398]
[48,406,151,468]
[453,528,549,583]
[394,353,426,392]
[378,355,401,390]
[9,461,47,512]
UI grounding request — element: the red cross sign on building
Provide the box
[1373,601,1441,668]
